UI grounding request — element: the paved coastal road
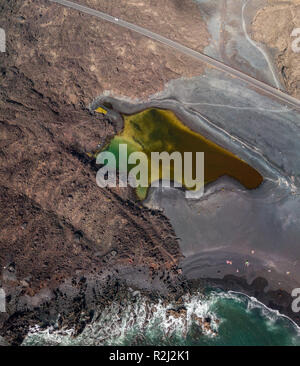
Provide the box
[49,0,300,111]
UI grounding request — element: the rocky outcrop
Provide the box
[252,0,300,99]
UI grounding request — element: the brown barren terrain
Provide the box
[252,0,300,99]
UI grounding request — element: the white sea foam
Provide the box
[228,290,300,332]
[22,291,220,346]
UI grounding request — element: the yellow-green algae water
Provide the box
[102,108,263,199]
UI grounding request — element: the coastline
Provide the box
[1,262,300,345]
